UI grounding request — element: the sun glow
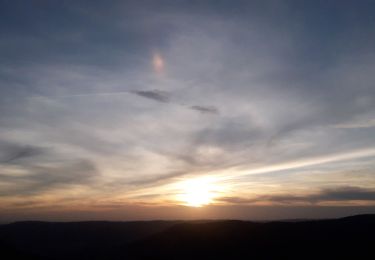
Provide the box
[152,52,164,74]
[176,177,220,207]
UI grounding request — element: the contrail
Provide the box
[215,147,375,181]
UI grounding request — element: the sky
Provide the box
[1,0,375,222]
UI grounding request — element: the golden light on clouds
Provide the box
[152,52,165,74]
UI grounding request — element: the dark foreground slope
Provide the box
[0,215,374,260]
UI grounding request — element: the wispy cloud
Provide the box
[333,119,375,129]
[0,142,46,164]
[190,105,219,115]
[219,186,375,205]
[228,148,375,178]
[0,159,98,196]
[130,90,170,103]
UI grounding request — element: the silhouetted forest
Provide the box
[1,215,374,259]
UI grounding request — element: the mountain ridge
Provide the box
[1,214,374,259]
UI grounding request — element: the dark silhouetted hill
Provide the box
[0,221,180,260]
[1,215,374,259]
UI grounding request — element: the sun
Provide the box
[176,177,218,207]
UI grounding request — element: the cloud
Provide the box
[0,142,46,164]
[311,186,375,201]
[190,105,219,115]
[218,197,258,204]
[0,159,98,196]
[127,170,187,186]
[333,119,375,129]
[130,90,170,103]
[219,186,375,205]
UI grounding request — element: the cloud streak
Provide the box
[219,186,375,205]
[190,105,219,115]
[0,143,46,164]
[0,159,98,196]
[130,90,170,103]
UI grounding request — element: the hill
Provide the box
[0,215,374,259]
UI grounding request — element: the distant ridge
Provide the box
[1,214,374,259]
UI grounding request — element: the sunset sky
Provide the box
[1,0,375,222]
